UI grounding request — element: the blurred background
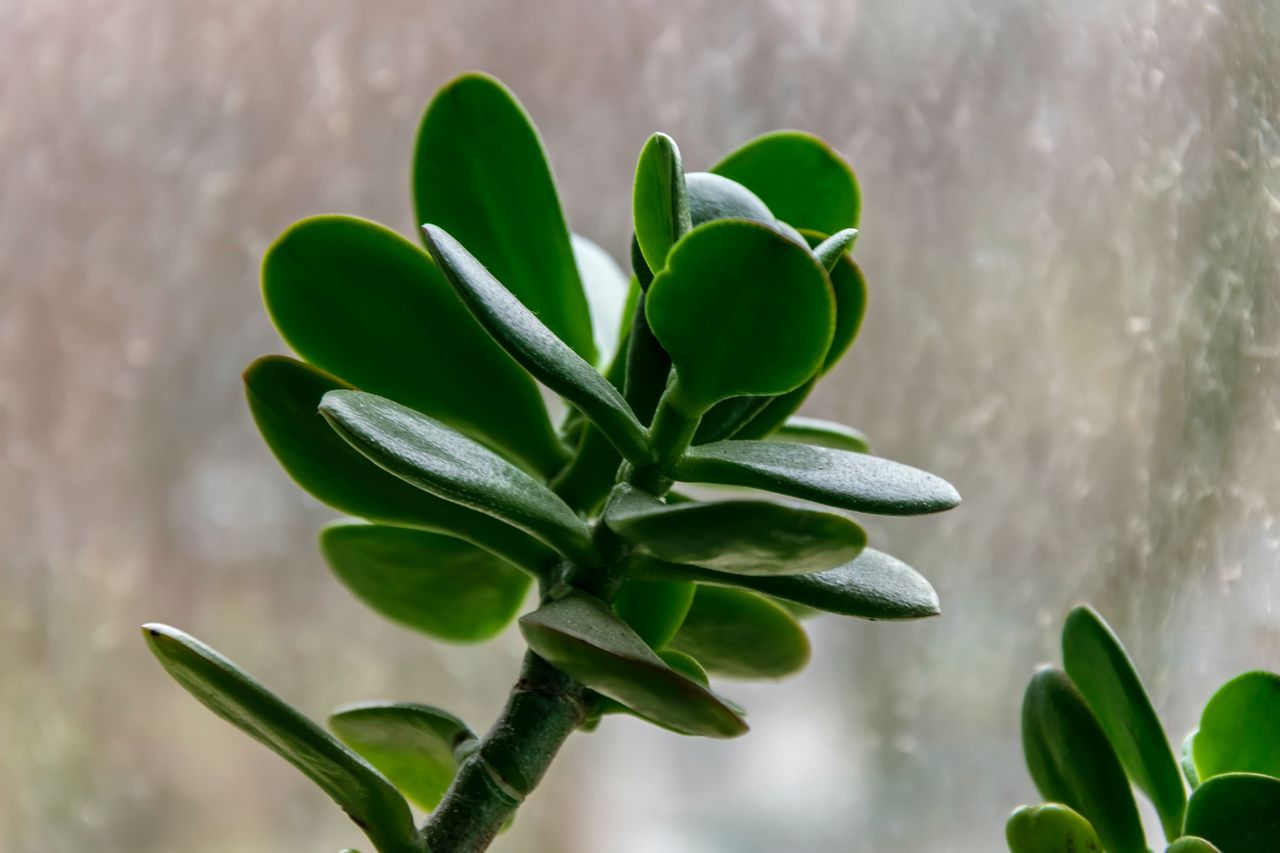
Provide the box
[4,0,1280,850]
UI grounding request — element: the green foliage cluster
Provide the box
[1009,606,1280,853]
[143,71,960,852]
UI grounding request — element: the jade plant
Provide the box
[142,72,961,853]
[1008,605,1280,853]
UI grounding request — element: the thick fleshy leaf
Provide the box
[1005,803,1103,853]
[1166,839,1223,853]
[318,390,596,565]
[1183,773,1280,853]
[647,220,835,414]
[422,226,650,463]
[685,172,775,227]
[712,130,860,233]
[571,234,632,368]
[261,215,562,476]
[1021,667,1146,853]
[633,548,939,620]
[329,702,477,812]
[673,440,960,516]
[1182,729,1202,789]
[243,356,552,574]
[319,522,530,643]
[412,72,594,361]
[669,587,810,680]
[613,580,696,649]
[605,487,865,576]
[774,417,870,453]
[730,381,816,442]
[798,229,868,374]
[1193,670,1280,781]
[633,132,690,273]
[1062,606,1185,838]
[519,591,747,738]
[142,625,422,853]
[813,228,858,271]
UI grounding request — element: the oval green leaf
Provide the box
[422,225,650,464]
[243,356,552,574]
[519,591,747,738]
[633,132,691,273]
[813,228,858,271]
[262,215,562,476]
[633,547,940,620]
[685,171,776,228]
[1182,729,1202,789]
[412,72,594,361]
[668,587,810,680]
[606,489,866,576]
[1194,670,1280,781]
[613,579,696,650]
[774,417,870,453]
[1021,667,1146,853]
[1184,772,1280,853]
[647,220,835,414]
[319,390,596,566]
[320,521,531,643]
[1005,803,1103,853]
[329,701,477,812]
[1166,839,1223,853]
[712,130,860,233]
[1062,605,1186,839]
[672,439,960,516]
[142,625,422,853]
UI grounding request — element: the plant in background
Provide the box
[142,71,960,853]
[1008,605,1280,853]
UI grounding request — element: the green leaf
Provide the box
[329,702,477,812]
[1005,803,1103,853]
[243,356,553,574]
[1193,670,1280,781]
[1166,839,1223,853]
[319,522,531,643]
[613,580,696,649]
[633,547,939,620]
[1183,773,1280,853]
[422,225,650,464]
[318,390,596,566]
[519,591,747,738]
[685,172,776,228]
[571,234,632,368]
[668,587,810,680]
[1062,606,1186,839]
[646,220,835,414]
[672,440,960,516]
[798,229,868,374]
[657,649,708,685]
[605,487,866,576]
[1182,730,1202,789]
[142,625,422,853]
[1021,667,1146,853]
[712,130,860,233]
[412,72,594,362]
[774,417,870,453]
[261,215,562,476]
[633,132,691,273]
[812,228,858,271]
[730,381,817,442]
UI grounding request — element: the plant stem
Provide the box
[420,652,588,853]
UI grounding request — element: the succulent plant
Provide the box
[144,71,960,852]
[1009,605,1280,853]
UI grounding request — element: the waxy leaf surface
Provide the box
[262,215,561,475]
[329,702,476,812]
[1062,605,1185,838]
[1021,667,1146,853]
[669,587,810,680]
[1193,670,1280,781]
[244,356,552,573]
[612,580,696,650]
[633,132,690,272]
[519,591,747,738]
[673,440,960,516]
[320,522,530,643]
[647,220,835,413]
[143,625,421,853]
[774,417,870,453]
[319,390,595,565]
[413,73,594,361]
[1005,803,1103,853]
[1183,773,1280,853]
